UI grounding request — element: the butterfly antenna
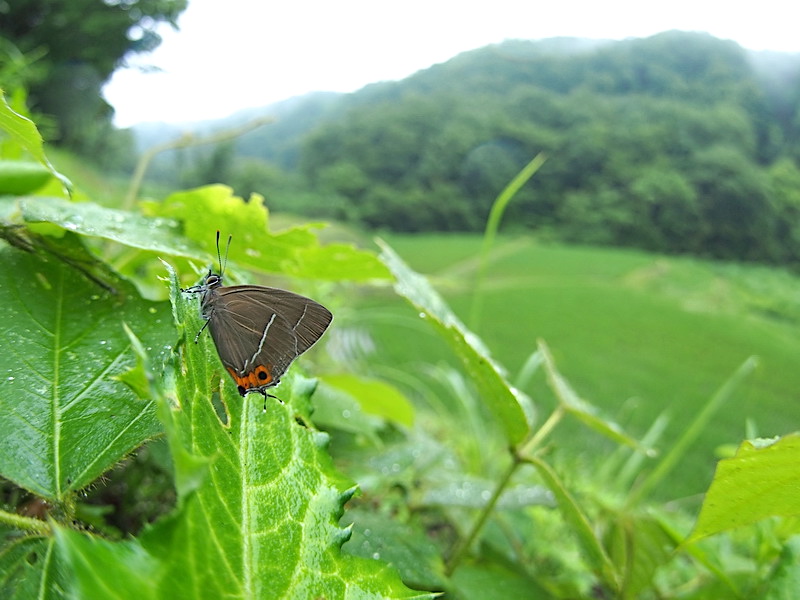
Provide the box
[215,230,232,275]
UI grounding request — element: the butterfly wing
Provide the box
[207,285,332,394]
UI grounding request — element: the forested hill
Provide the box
[138,31,800,265]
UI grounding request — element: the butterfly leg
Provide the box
[193,318,210,343]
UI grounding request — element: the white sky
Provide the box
[103,0,800,127]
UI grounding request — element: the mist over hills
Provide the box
[131,31,800,264]
[132,32,798,165]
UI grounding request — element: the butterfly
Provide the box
[181,232,332,398]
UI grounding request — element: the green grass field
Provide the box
[357,233,800,498]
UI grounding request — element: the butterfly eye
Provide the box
[206,274,221,286]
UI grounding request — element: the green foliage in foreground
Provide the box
[2,93,800,599]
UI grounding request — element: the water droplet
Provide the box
[372,552,381,560]
[341,409,351,419]
[7,376,14,382]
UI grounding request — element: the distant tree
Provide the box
[767,158,800,263]
[0,0,187,159]
[689,146,773,260]
[627,168,701,252]
[291,32,800,264]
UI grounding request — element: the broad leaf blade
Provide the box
[321,373,416,428]
[526,455,619,591]
[6,192,389,283]
[0,533,62,600]
[13,195,200,258]
[55,264,431,599]
[0,239,171,499]
[152,185,390,281]
[377,240,530,445]
[688,434,800,542]
[539,341,647,453]
[0,91,70,193]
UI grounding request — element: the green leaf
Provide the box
[0,161,53,195]
[470,152,546,331]
[3,192,388,284]
[0,91,70,194]
[53,264,431,599]
[310,380,386,444]
[688,434,800,542]
[151,184,390,281]
[450,561,550,600]
[321,373,415,428]
[377,239,530,445]
[344,507,449,591]
[0,533,62,600]
[526,455,619,591]
[630,356,758,505]
[0,239,172,500]
[764,537,800,600]
[8,195,200,258]
[538,341,647,453]
[606,514,677,598]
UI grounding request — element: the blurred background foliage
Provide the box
[3,4,800,597]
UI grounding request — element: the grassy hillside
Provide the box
[360,233,800,497]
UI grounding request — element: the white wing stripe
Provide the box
[245,313,276,370]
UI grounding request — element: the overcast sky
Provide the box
[102,0,800,127]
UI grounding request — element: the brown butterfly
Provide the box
[182,232,332,398]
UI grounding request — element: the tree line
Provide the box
[4,12,800,266]
[288,32,800,264]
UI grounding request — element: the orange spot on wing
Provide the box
[226,365,274,395]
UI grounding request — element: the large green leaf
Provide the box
[377,240,530,445]
[54,265,431,599]
[5,195,201,258]
[150,185,390,281]
[0,238,171,499]
[688,434,800,542]
[4,189,389,282]
[0,92,70,193]
[0,533,62,600]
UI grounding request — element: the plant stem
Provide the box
[445,403,565,575]
[445,455,521,575]
[517,405,565,459]
[0,507,51,535]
